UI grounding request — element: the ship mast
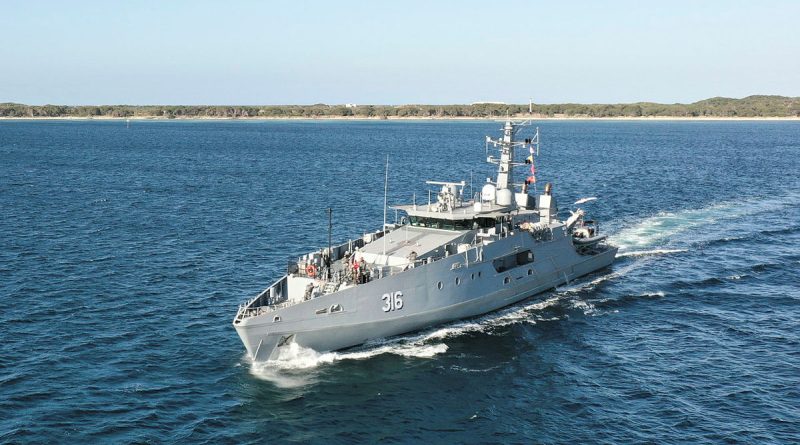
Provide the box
[485,119,535,194]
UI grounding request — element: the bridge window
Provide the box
[408,216,472,231]
[454,219,472,230]
[475,218,496,229]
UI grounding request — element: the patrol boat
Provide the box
[233,120,617,362]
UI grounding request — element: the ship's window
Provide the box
[437,281,443,290]
[527,268,533,276]
[410,216,473,231]
[477,271,482,278]
[475,217,495,229]
[470,273,475,280]
[503,276,511,285]
[330,304,343,313]
[492,250,534,273]
[454,219,472,230]
[315,308,328,315]
[273,316,281,322]
[455,277,461,286]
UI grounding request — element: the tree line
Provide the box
[1,95,798,119]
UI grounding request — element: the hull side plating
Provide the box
[236,231,616,361]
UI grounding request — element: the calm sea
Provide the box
[1,120,798,444]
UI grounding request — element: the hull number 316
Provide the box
[381,291,404,312]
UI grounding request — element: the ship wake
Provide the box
[610,190,800,255]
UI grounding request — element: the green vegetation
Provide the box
[1,96,798,119]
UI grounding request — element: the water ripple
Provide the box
[1,120,799,444]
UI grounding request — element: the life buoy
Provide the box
[306,264,317,277]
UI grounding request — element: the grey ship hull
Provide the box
[234,227,617,362]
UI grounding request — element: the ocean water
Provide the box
[1,119,798,444]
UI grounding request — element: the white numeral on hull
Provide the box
[381,291,404,312]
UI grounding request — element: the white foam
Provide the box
[616,248,687,258]
[570,299,598,315]
[611,205,730,250]
[451,364,502,374]
[399,295,564,346]
[477,296,562,327]
[248,294,569,377]
[337,341,449,361]
[610,190,800,252]
[639,291,666,298]
[248,340,451,385]
[265,339,451,370]
[422,324,484,341]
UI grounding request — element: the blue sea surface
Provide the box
[1,120,799,443]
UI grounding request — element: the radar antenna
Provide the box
[485,120,540,194]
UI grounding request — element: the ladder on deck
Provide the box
[322,281,340,295]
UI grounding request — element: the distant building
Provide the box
[345,103,357,108]
[470,101,506,105]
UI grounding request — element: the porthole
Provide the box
[273,316,282,322]
[455,277,461,286]
[503,276,511,285]
[527,269,533,276]
[330,304,343,313]
[437,281,443,290]
[471,273,475,280]
[477,271,482,278]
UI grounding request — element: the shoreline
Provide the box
[1,115,799,122]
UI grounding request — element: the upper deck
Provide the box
[357,224,469,267]
[394,200,540,221]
